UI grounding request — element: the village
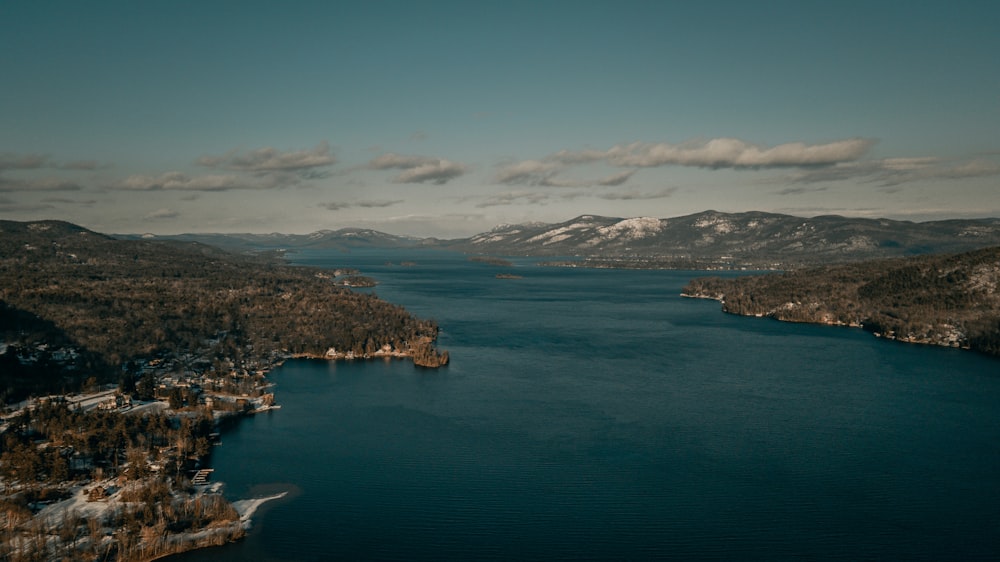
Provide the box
[0,340,293,562]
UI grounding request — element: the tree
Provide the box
[136,372,157,401]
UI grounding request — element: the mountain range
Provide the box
[131,211,1000,268]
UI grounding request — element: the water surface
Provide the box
[175,250,1000,561]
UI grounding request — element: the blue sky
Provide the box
[2,1,998,237]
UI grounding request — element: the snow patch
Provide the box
[597,217,663,241]
[526,223,592,244]
[694,216,735,234]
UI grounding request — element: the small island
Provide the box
[495,273,523,279]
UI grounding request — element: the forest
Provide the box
[0,219,448,403]
[0,219,451,560]
[0,399,242,561]
[683,246,1000,356]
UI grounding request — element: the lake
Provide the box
[174,250,1000,561]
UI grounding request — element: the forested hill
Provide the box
[682,246,1000,356]
[0,220,447,401]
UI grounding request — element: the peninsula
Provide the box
[0,219,447,561]
[682,246,1000,357]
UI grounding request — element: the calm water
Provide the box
[176,250,1000,561]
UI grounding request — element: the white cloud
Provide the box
[494,160,562,185]
[602,138,875,168]
[115,171,288,191]
[496,137,873,187]
[198,141,336,172]
[368,153,468,184]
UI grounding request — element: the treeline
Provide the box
[1,400,215,485]
[0,220,448,399]
[0,302,115,403]
[683,246,1000,356]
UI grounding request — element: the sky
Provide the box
[1,1,999,238]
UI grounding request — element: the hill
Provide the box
[0,220,448,401]
[682,246,1000,357]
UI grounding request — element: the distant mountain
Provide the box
[119,210,1000,268]
[124,228,427,254]
[451,211,1000,267]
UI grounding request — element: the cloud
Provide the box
[497,137,874,187]
[41,197,98,206]
[197,141,336,172]
[0,153,48,170]
[58,160,108,170]
[597,187,678,201]
[0,153,109,171]
[786,156,1000,186]
[319,200,403,211]
[144,208,180,220]
[0,200,55,212]
[475,191,552,208]
[409,131,428,141]
[115,171,293,191]
[369,153,468,184]
[602,138,875,169]
[934,159,1000,179]
[494,160,562,185]
[597,170,636,186]
[0,176,84,192]
[495,161,636,188]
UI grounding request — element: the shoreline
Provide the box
[233,491,289,529]
[681,292,973,353]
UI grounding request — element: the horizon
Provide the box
[7,208,1000,240]
[2,1,999,238]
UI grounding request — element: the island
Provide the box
[0,219,448,561]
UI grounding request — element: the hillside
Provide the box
[682,246,1000,356]
[0,220,448,401]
